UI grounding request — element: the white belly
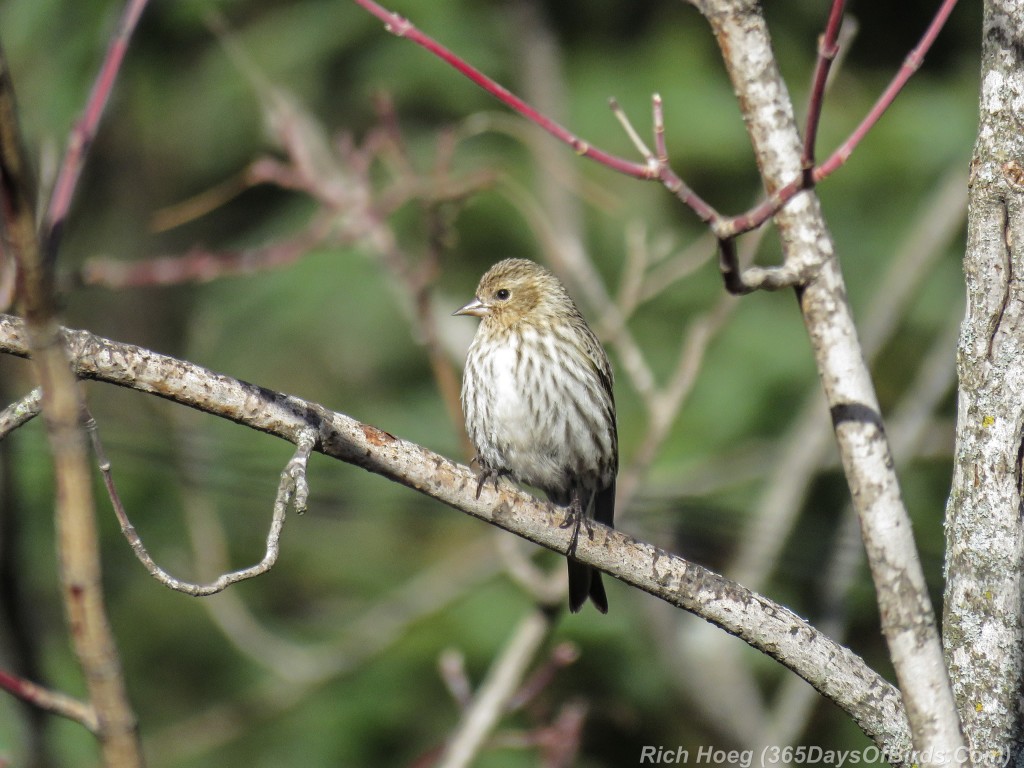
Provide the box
[465,336,568,491]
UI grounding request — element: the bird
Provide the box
[454,258,618,613]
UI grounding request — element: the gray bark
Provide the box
[0,312,914,756]
[944,1,1024,763]
[695,1,965,760]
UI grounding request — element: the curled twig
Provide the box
[88,415,316,596]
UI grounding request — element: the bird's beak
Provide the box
[453,297,489,317]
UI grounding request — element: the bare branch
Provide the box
[698,0,964,757]
[812,0,961,181]
[802,0,846,170]
[0,313,912,754]
[77,227,330,289]
[0,387,41,437]
[438,608,555,768]
[0,35,143,765]
[0,669,99,733]
[42,0,150,269]
[89,417,314,596]
[350,0,654,181]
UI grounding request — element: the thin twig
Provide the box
[42,0,151,269]
[0,387,41,437]
[648,93,721,225]
[802,0,846,170]
[719,0,960,239]
[812,0,960,181]
[90,417,315,596]
[0,669,99,733]
[439,649,474,711]
[437,608,556,768]
[351,0,654,180]
[609,97,656,170]
[614,221,651,317]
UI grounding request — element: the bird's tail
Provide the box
[568,560,608,614]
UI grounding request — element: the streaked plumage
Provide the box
[454,258,617,613]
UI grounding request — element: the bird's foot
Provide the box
[560,496,585,559]
[473,462,505,499]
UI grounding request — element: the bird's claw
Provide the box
[560,497,586,559]
[473,463,504,499]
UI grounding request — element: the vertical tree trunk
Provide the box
[698,1,964,757]
[944,1,1024,761]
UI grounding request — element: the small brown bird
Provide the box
[454,258,617,613]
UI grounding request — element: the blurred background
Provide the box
[0,0,980,765]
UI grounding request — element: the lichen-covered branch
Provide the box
[0,312,911,755]
[944,0,1024,760]
[692,0,964,760]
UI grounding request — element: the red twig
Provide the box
[609,95,720,224]
[42,0,150,269]
[803,0,846,170]
[351,0,653,181]
[650,94,720,226]
[813,0,959,181]
[77,227,329,289]
[0,668,99,732]
[352,0,960,262]
[718,0,960,241]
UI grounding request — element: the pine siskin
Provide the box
[454,258,618,613]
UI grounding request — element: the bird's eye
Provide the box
[494,288,511,301]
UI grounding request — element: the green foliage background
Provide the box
[0,0,980,766]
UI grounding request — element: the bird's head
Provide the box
[453,258,570,330]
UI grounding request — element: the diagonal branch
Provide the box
[696,0,964,759]
[42,0,150,269]
[0,386,41,436]
[0,312,911,758]
[437,608,556,768]
[350,0,653,181]
[0,669,99,732]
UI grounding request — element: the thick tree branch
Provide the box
[693,0,965,760]
[944,0,1024,760]
[0,313,912,755]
